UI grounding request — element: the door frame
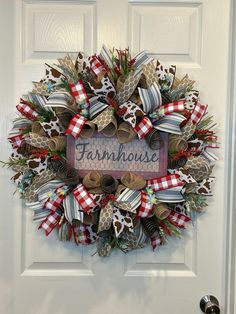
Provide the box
[224,0,236,313]
[1,0,236,313]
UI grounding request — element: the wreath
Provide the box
[3,46,218,257]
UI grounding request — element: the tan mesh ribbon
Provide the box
[98,201,113,233]
[172,74,195,92]
[58,55,78,82]
[101,116,117,137]
[121,172,146,190]
[142,61,158,88]
[184,156,212,182]
[115,72,141,105]
[26,133,66,151]
[24,169,56,203]
[181,120,196,141]
[32,82,50,96]
[91,107,115,132]
[116,74,127,92]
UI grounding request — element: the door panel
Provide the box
[0,0,231,313]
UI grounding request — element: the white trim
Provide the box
[224,0,236,313]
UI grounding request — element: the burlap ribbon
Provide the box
[100,174,118,193]
[116,122,136,143]
[153,202,171,220]
[31,121,46,136]
[82,171,102,189]
[80,121,95,139]
[168,134,188,152]
[145,129,163,150]
[48,158,80,185]
[169,74,195,100]
[121,172,146,190]
[26,133,66,151]
[32,82,50,96]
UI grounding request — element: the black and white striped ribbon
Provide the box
[155,186,185,203]
[45,91,76,113]
[153,112,186,135]
[89,96,109,119]
[138,82,162,113]
[26,201,50,222]
[36,180,64,204]
[27,92,48,107]
[63,193,84,224]
[133,51,153,69]
[99,45,113,68]
[116,188,141,213]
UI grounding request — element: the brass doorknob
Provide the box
[200,295,220,314]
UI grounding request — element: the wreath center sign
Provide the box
[67,133,168,178]
[4,46,218,257]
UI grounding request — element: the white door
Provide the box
[0,0,233,313]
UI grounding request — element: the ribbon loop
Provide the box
[73,184,98,213]
[66,114,87,138]
[147,174,184,192]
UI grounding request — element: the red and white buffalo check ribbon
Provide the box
[190,102,207,125]
[160,100,186,116]
[91,57,104,76]
[138,191,154,218]
[8,134,25,148]
[168,211,190,228]
[66,114,87,138]
[147,174,184,192]
[69,81,89,105]
[134,116,154,139]
[38,210,61,236]
[44,186,68,212]
[16,99,38,121]
[73,184,97,213]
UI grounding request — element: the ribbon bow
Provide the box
[138,174,185,218]
[98,188,141,238]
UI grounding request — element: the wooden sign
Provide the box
[67,133,168,179]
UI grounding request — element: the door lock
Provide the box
[200,295,220,314]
